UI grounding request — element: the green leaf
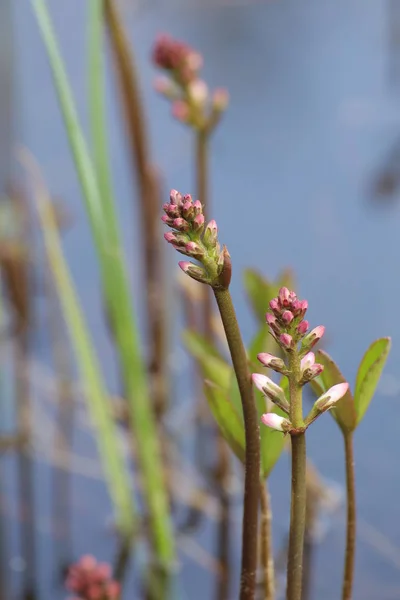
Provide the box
[312,350,357,433]
[256,375,288,478]
[183,330,231,391]
[243,269,279,324]
[204,381,245,464]
[354,337,391,425]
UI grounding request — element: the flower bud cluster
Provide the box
[66,555,120,600]
[152,34,229,131]
[162,189,231,288]
[252,288,349,434]
[266,287,324,355]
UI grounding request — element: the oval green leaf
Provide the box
[204,380,245,464]
[354,337,391,425]
[312,350,357,433]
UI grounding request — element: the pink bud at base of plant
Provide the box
[252,373,289,412]
[257,352,286,373]
[261,413,291,432]
[315,382,349,411]
[178,261,208,284]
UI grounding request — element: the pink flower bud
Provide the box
[185,241,204,258]
[164,231,176,244]
[292,299,308,317]
[261,413,291,432]
[179,261,207,284]
[204,219,218,246]
[278,287,291,306]
[252,374,289,412]
[188,79,208,105]
[172,217,189,231]
[300,352,315,371]
[172,100,190,122]
[282,310,294,324]
[170,189,182,205]
[161,214,172,224]
[279,333,293,350]
[192,213,205,231]
[298,320,309,334]
[301,325,325,351]
[181,200,194,219]
[257,352,287,374]
[315,382,349,411]
[193,200,202,214]
[269,298,279,312]
[265,313,280,334]
[212,88,229,111]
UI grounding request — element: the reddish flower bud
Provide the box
[278,286,291,306]
[172,217,189,231]
[279,333,293,350]
[269,298,279,312]
[298,320,309,334]
[282,310,294,324]
[192,213,205,231]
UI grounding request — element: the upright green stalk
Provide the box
[87,0,117,238]
[260,482,275,600]
[286,352,306,600]
[213,288,260,600]
[342,432,356,600]
[32,0,175,565]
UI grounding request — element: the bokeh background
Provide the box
[1,1,400,598]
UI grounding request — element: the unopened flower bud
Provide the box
[292,299,308,317]
[257,352,287,374]
[188,79,208,106]
[164,232,177,244]
[185,241,204,258]
[192,213,205,231]
[279,287,291,306]
[193,200,202,215]
[154,75,179,99]
[179,261,208,284]
[315,382,349,411]
[298,320,309,335]
[282,310,294,324]
[269,298,279,312]
[261,413,291,432]
[216,245,232,289]
[252,374,290,413]
[172,217,189,232]
[279,333,293,351]
[203,219,218,247]
[301,325,325,352]
[170,189,183,205]
[172,100,190,122]
[212,88,229,111]
[300,352,324,384]
[181,200,194,219]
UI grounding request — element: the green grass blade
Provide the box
[32,0,107,252]
[25,155,135,536]
[32,0,175,564]
[87,0,119,239]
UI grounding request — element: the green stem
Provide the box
[196,129,213,341]
[286,352,306,600]
[342,432,356,600]
[260,482,275,600]
[213,288,259,600]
